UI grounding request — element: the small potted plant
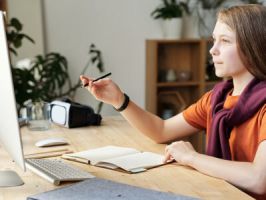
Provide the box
[151,0,187,38]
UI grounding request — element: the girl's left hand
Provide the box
[163,141,197,166]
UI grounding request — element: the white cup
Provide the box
[166,69,177,82]
[26,101,51,131]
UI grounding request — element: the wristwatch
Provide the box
[114,93,130,112]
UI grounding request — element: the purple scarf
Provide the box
[206,78,266,160]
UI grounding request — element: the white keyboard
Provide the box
[26,158,94,185]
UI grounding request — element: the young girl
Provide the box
[80,4,266,199]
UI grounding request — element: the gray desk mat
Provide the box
[27,178,199,200]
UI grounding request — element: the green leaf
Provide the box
[13,39,22,48]
[22,34,35,44]
[9,48,17,56]
[10,18,22,31]
[151,0,183,19]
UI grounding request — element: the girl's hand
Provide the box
[163,141,197,166]
[80,75,124,108]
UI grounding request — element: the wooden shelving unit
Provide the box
[145,39,219,152]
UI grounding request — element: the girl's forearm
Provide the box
[188,153,261,194]
[120,101,199,143]
[120,101,165,142]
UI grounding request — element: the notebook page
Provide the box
[64,146,139,165]
[100,152,164,172]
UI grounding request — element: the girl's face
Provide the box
[209,20,248,79]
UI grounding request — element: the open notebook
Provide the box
[62,145,166,173]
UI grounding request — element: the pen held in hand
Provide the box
[81,72,112,88]
[92,72,112,82]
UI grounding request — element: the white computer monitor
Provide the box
[0,11,25,187]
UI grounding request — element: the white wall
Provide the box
[42,0,162,116]
[7,0,44,64]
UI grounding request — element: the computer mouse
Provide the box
[35,137,69,147]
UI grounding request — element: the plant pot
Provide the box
[161,18,183,39]
[182,15,200,39]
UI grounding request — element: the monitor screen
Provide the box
[0,11,25,186]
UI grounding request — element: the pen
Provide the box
[26,150,73,159]
[25,149,73,159]
[92,72,112,82]
[82,72,112,87]
[25,148,69,156]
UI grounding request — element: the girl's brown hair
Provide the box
[218,4,266,80]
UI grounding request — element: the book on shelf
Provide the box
[62,145,166,173]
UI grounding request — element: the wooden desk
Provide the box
[0,116,253,200]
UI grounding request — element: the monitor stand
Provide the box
[0,170,24,187]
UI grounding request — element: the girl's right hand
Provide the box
[80,75,125,109]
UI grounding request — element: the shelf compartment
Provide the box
[157,41,202,83]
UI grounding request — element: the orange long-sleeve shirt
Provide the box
[183,91,266,199]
